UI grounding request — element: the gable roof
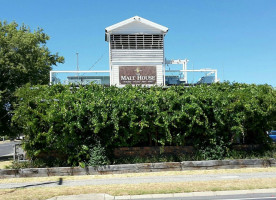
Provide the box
[105,16,168,41]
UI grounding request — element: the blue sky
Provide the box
[1,0,276,85]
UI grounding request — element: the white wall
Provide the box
[111,49,163,63]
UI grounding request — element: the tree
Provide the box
[0,21,64,136]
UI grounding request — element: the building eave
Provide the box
[105,16,168,41]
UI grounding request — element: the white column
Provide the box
[49,71,53,85]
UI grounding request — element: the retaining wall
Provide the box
[113,145,261,157]
[1,158,275,178]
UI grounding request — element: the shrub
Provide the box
[12,83,276,166]
[87,143,110,167]
[197,137,230,160]
[5,160,46,169]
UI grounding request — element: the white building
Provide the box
[105,16,168,86]
[50,16,218,86]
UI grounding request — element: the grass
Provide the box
[0,160,12,169]
[1,178,276,200]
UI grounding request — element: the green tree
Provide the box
[0,21,64,136]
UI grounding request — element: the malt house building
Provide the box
[105,16,168,86]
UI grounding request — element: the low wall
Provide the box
[114,146,194,157]
[113,145,261,158]
[0,158,275,178]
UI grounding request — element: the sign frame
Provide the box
[119,66,157,85]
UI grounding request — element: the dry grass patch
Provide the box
[0,160,12,169]
[1,167,276,184]
[0,140,21,145]
[0,140,11,145]
[1,178,276,200]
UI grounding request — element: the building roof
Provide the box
[105,16,169,41]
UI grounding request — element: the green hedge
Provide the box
[12,83,276,166]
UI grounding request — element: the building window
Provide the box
[110,34,163,50]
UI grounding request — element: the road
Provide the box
[1,171,276,189]
[0,141,21,157]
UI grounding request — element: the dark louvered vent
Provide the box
[110,34,163,49]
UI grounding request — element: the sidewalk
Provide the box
[47,188,276,200]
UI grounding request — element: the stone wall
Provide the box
[113,145,261,158]
[113,146,194,157]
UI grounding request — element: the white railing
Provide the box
[50,70,110,85]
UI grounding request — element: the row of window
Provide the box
[110,34,164,49]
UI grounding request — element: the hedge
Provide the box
[12,83,276,166]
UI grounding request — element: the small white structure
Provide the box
[105,16,168,86]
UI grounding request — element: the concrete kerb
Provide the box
[0,158,275,178]
[126,189,276,199]
[46,193,114,200]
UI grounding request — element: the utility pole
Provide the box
[76,52,79,71]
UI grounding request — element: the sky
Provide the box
[1,0,276,86]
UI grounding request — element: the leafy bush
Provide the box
[12,82,276,166]
[87,143,110,167]
[197,137,230,160]
[5,160,46,169]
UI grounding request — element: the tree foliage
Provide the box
[0,21,64,136]
[13,83,276,166]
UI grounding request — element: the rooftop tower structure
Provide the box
[105,16,168,86]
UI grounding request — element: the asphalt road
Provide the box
[0,141,21,157]
[1,171,276,189]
